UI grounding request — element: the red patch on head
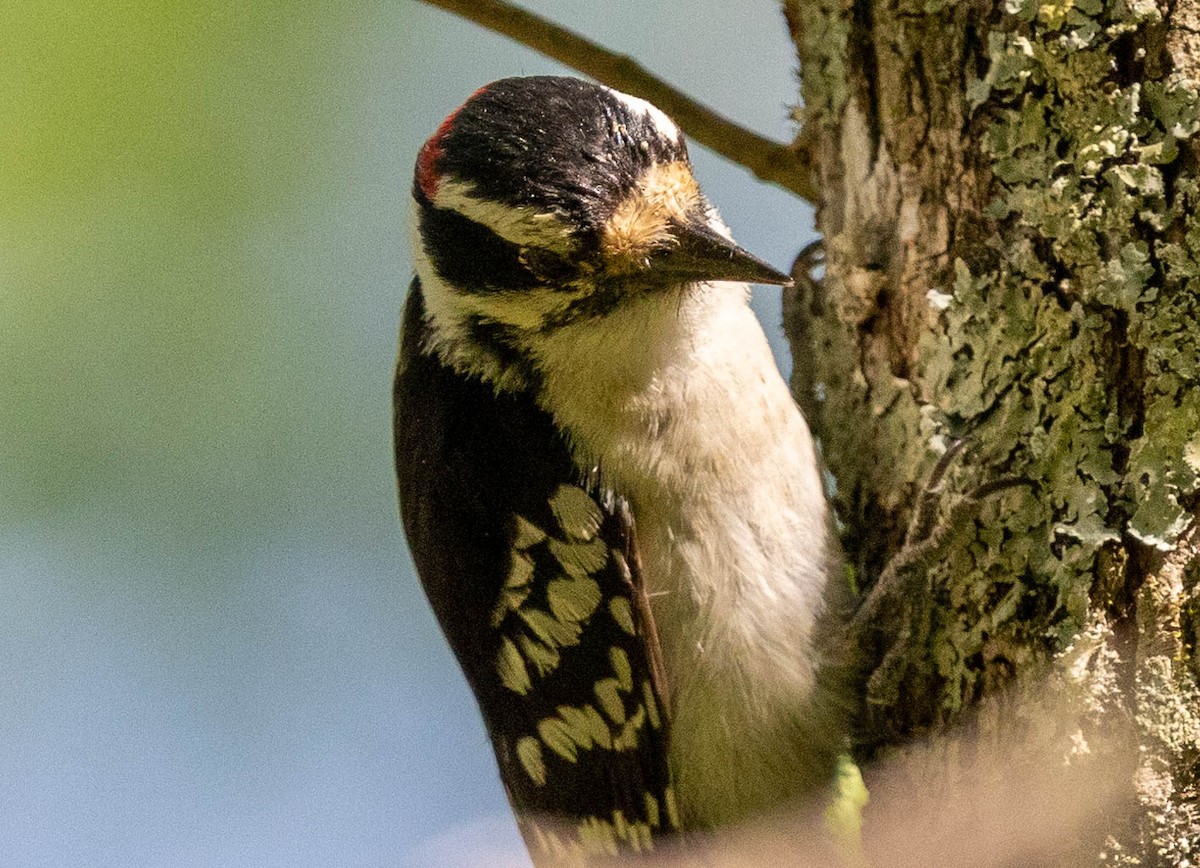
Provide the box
[415,84,491,202]
[415,112,456,201]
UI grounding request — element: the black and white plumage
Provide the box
[396,77,846,863]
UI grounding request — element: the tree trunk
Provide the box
[784,0,1200,860]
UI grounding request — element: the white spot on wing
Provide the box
[516,735,547,785]
[548,484,603,541]
[513,515,547,550]
[546,575,601,623]
[594,678,626,724]
[547,536,609,578]
[537,717,579,762]
[506,550,535,588]
[609,597,636,635]
[497,636,532,694]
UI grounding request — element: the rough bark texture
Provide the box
[783,0,1200,861]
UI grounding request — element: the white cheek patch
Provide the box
[604,87,682,144]
[434,177,577,255]
[456,288,581,333]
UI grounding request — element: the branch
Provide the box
[418,0,817,203]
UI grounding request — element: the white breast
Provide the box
[531,280,837,827]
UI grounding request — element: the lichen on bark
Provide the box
[786,0,1200,857]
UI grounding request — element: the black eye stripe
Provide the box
[419,204,543,294]
[519,248,577,286]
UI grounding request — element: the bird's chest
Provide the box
[533,294,828,697]
[532,293,834,824]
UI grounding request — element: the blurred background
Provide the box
[1,2,814,865]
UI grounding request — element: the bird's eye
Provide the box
[518,247,575,284]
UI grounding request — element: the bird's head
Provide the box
[410,76,791,387]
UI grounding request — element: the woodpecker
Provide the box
[395,76,845,864]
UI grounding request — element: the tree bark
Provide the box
[784,0,1200,861]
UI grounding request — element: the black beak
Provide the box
[650,220,793,287]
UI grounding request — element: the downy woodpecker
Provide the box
[395,76,844,863]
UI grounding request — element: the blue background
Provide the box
[1,2,815,865]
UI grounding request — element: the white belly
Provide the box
[533,282,839,826]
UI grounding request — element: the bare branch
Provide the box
[418,0,817,203]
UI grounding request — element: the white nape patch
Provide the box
[529,271,833,827]
[434,177,576,254]
[604,87,681,143]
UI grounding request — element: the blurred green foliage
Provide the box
[0,3,398,554]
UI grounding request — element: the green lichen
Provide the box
[786,0,852,127]
[878,0,1200,724]
[791,4,1200,805]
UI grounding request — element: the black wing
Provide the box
[394,280,677,864]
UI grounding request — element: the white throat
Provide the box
[529,280,836,826]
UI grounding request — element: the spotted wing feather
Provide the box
[394,280,677,863]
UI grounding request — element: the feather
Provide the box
[395,281,678,863]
